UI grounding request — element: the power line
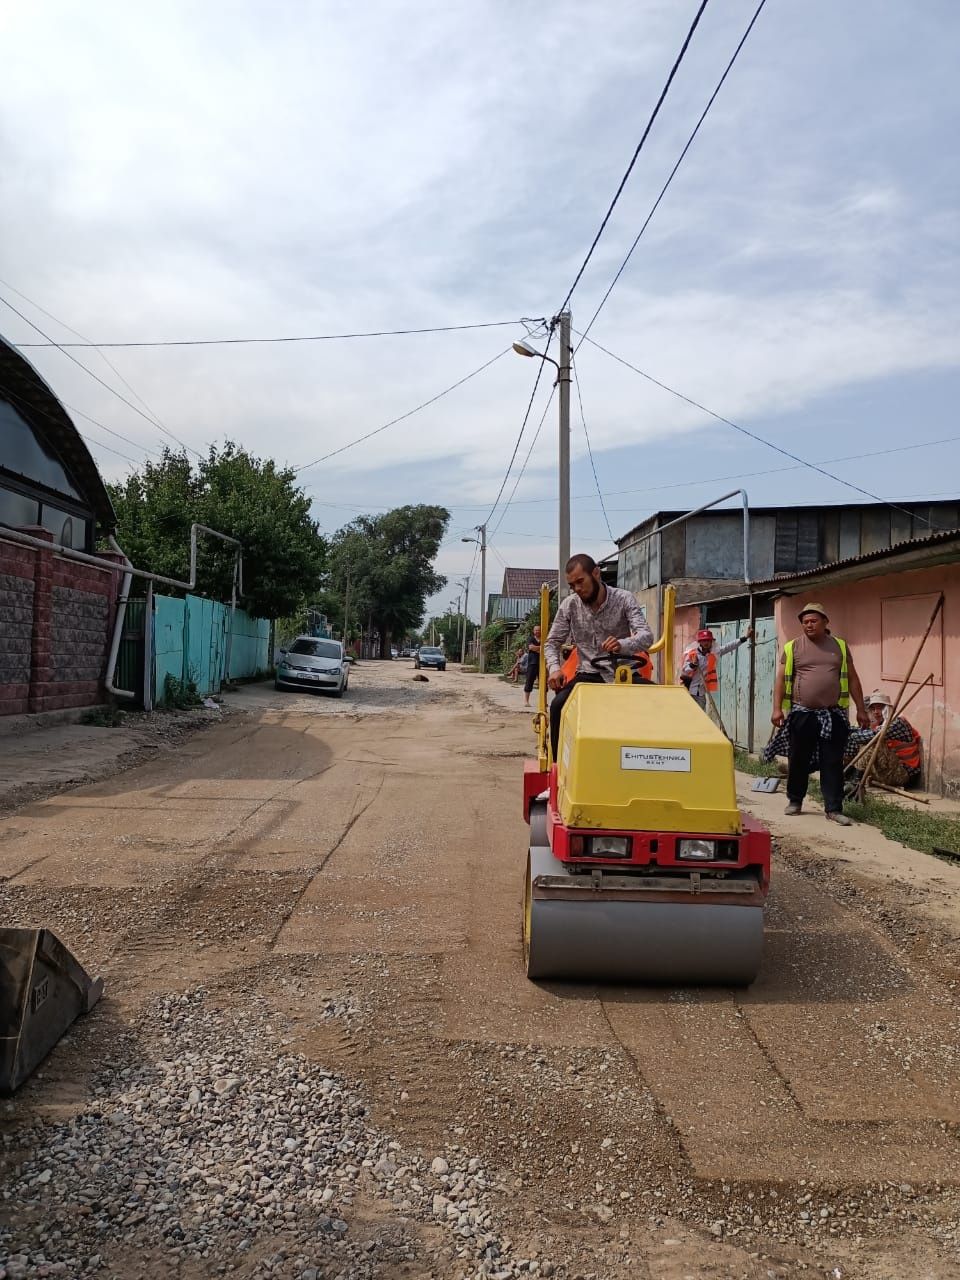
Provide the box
[491,385,557,536]
[293,347,509,473]
[14,319,526,349]
[0,291,202,457]
[482,325,556,527]
[580,332,947,529]
[0,276,184,454]
[62,403,162,457]
[577,0,768,349]
[556,0,710,314]
[77,432,140,465]
[571,355,613,540]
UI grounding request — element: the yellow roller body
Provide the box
[557,683,740,835]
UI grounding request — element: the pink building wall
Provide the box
[773,563,960,796]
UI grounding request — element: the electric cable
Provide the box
[581,332,948,528]
[491,386,557,536]
[571,355,614,540]
[293,347,510,472]
[0,276,186,454]
[482,325,556,527]
[556,0,710,315]
[14,319,526,349]
[576,0,769,348]
[0,291,202,457]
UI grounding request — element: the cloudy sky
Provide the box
[2,1,958,619]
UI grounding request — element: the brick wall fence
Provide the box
[0,527,124,715]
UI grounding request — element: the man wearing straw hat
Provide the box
[772,602,869,825]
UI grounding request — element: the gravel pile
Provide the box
[0,988,556,1280]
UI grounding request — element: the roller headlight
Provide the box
[677,839,717,861]
[589,835,631,858]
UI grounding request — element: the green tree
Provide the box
[108,444,325,618]
[326,505,449,658]
[422,613,476,656]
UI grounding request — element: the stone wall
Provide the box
[0,528,122,715]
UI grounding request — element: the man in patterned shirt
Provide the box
[544,554,653,760]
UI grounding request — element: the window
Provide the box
[290,638,342,658]
[0,485,39,528]
[0,400,81,497]
[38,502,91,550]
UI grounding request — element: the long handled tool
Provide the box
[844,673,934,775]
[854,595,943,801]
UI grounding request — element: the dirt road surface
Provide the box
[2,662,959,1280]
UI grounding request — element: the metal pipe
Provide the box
[104,534,135,701]
[143,579,154,711]
[617,488,751,585]
[1,521,244,702]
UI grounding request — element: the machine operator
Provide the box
[544,553,653,760]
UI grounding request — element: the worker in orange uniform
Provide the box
[679,627,753,710]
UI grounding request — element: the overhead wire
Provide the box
[293,347,510,473]
[0,291,202,458]
[576,0,769,349]
[14,319,526,349]
[580,332,948,529]
[556,0,710,315]
[0,277,184,456]
[571,354,614,540]
[482,325,556,528]
[491,386,557,536]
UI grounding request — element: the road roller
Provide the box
[521,585,770,984]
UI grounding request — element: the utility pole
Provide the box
[461,578,470,665]
[557,309,572,599]
[342,566,351,650]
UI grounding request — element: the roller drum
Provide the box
[523,845,763,986]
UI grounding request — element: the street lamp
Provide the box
[460,523,487,673]
[512,313,572,597]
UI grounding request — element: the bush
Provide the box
[80,705,126,728]
[162,673,202,710]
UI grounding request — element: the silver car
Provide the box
[275,636,349,697]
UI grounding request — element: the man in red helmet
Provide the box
[679,626,753,710]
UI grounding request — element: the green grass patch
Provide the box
[735,748,960,859]
[836,792,960,859]
[734,748,778,778]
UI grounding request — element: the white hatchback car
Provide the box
[275,636,349,698]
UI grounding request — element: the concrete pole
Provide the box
[557,309,572,599]
[460,579,470,665]
[478,523,487,674]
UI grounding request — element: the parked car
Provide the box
[415,645,446,671]
[275,636,349,697]
[390,647,399,660]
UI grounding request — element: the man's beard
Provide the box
[583,579,601,604]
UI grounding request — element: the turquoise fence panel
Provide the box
[750,617,778,753]
[709,617,778,752]
[154,594,271,702]
[227,610,271,679]
[154,595,186,703]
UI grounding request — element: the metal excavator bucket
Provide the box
[0,928,104,1095]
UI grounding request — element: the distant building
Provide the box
[486,566,556,625]
[616,499,960,636]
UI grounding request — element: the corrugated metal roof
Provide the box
[748,527,960,590]
[501,567,555,597]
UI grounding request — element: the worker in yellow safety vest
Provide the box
[772,602,868,826]
[679,627,752,710]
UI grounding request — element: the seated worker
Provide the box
[847,691,923,789]
[544,554,653,760]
